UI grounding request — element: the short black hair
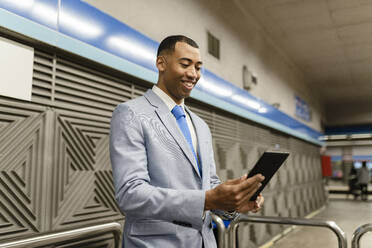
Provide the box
[157,35,199,56]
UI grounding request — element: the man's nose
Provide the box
[186,67,197,79]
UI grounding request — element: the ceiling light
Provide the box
[232,95,261,110]
[198,77,233,97]
[258,107,267,113]
[107,35,155,63]
[31,3,57,25]
[329,134,348,140]
[59,10,103,39]
[2,0,34,9]
[350,133,372,139]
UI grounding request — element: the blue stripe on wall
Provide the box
[325,125,372,135]
[331,155,372,162]
[0,0,323,145]
[331,156,342,162]
[353,156,372,161]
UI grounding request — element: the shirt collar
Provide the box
[152,85,185,112]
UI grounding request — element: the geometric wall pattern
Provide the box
[0,45,327,248]
[0,100,46,240]
[189,103,327,248]
[50,111,120,229]
[0,48,128,243]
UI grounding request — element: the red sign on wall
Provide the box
[321,155,332,177]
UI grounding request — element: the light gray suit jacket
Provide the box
[110,89,220,248]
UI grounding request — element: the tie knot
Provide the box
[171,105,186,120]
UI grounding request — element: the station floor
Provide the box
[263,184,372,248]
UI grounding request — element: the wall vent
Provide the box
[207,32,220,59]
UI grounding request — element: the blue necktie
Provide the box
[171,105,202,177]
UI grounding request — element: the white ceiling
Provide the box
[235,0,372,126]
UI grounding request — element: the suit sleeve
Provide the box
[109,104,205,230]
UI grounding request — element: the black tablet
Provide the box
[247,151,290,201]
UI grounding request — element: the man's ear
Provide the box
[156,56,166,72]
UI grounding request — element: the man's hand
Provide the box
[237,194,264,213]
[205,174,264,212]
[251,194,264,213]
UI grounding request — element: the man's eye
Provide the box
[196,67,201,71]
[181,63,189,67]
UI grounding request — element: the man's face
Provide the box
[157,42,202,104]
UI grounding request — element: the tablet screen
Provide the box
[248,151,289,201]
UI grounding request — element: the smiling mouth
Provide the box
[181,80,196,90]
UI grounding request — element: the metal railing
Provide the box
[227,215,347,248]
[352,223,372,248]
[211,214,226,248]
[0,222,122,248]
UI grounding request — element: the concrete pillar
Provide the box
[342,146,353,183]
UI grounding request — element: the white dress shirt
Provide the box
[153,85,206,220]
[152,85,198,153]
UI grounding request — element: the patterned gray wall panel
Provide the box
[0,99,125,242]
[0,43,326,247]
[190,102,327,247]
[0,99,47,240]
[49,110,121,230]
[0,49,131,243]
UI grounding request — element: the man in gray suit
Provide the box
[110,35,265,248]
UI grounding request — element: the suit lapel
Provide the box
[144,90,200,177]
